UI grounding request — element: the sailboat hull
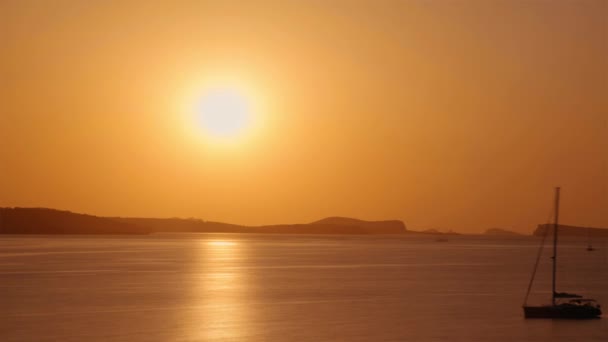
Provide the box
[524,305,602,319]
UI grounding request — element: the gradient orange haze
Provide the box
[1,0,606,233]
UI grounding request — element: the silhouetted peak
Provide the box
[484,228,522,236]
[311,217,406,232]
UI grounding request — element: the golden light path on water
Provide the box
[188,239,252,340]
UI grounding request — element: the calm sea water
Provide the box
[1,233,607,341]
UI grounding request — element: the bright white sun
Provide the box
[196,88,252,139]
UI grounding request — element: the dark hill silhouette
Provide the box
[419,228,440,234]
[113,217,244,233]
[408,228,461,235]
[0,208,148,234]
[0,208,408,235]
[533,224,608,237]
[311,216,406,233]
[484,228,522,236]
[114,216,407,234]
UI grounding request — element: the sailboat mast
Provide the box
[552,187,560,305]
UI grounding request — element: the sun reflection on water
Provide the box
[206,240,237,247]
[188,239,252,340]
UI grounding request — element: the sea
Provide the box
[1,233,607,341]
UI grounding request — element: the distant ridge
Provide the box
[484,228,522,236]
[533,224,608,237]
[311,217,407,233]
[0,208,407,235]
[414,228,460,235]
[0,208,148,234]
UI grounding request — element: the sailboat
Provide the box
[523,187,602,319]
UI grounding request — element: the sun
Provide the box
[178,75,269,147]
[196,88,252,139]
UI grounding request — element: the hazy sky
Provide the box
[1,0,606,233]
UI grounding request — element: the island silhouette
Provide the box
[0,208,407,235]
[533,223,608,238]
[2,207,606,237]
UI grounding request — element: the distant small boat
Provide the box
[435,238,448,242]
[586,228,595,251]
[523,187,602,319]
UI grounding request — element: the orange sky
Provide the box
[1,0,606,233]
